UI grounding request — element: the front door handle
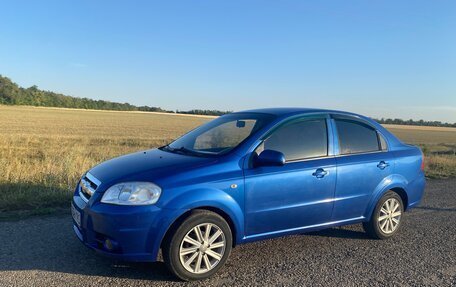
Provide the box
[312,168,328,178]
[377,161,390,170]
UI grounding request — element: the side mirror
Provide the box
[254,150,285,167]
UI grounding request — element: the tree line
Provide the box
[0,75,454,126]
[0,75,227,116]
[373,117,456,128]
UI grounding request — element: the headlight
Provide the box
[101,182,162,205]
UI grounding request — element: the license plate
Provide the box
[71,203,81,228]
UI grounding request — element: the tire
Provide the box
[363,191,404,240]
[162,210,233,281]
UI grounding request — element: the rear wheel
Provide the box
[162,210,232,281]
[363,191,404,239]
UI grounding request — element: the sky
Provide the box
[0,1,455,122]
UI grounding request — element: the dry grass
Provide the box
[385,125,456,145]
[0,105,455,213]
[385,125,456,178]
[0,105,208,212]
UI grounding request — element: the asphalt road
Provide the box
[0,179,455,287]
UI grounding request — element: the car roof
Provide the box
[235,107,359,117]
[234,107,404,147]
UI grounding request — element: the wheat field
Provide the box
[0,106,207,213]
[1,105,455,214]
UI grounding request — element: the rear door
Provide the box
[244,116,337,236]
[331,116,394,221]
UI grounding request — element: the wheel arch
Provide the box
[364,175,410,220]
[389,187,408,211]
[156,187,244,257]
[160,206,238,250]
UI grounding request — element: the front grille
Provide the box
[79,173,100,202]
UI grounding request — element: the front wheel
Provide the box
[363,191,404,239]
[162,210,232,281]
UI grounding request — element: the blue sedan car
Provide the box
[71,108,425,281]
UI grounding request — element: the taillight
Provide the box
[420,150,425,171]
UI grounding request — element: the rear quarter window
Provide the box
[378,132,388,151]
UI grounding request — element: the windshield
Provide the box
[162,113,276,156]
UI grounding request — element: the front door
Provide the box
[244,117,336,236]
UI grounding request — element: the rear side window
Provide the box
[335,119,380,154]
[258,118,328,161]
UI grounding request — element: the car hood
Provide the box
[88,148,217,186]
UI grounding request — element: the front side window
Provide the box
[256,118,328,161]
[335,119,381,154]
[164,113,275,156]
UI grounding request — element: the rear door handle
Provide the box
[312,168,328,178]
[377,161,390,170]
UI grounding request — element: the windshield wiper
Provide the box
[160,145,206,157]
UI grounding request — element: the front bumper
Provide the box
[72,190,169,262]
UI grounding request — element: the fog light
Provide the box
[104,239,114,251]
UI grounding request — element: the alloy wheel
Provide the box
[179,223,226,274]
[378,198,402,234]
